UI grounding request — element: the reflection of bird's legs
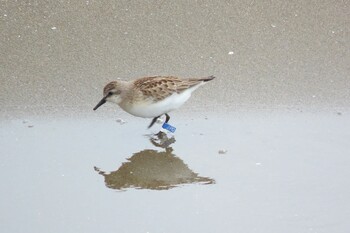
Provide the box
[148,115,161,128]
[149,137,163,148]
[149,131,176,149]
[149,137,176,149]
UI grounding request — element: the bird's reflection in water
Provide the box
[95,132,215,190]
[148,131,176,148]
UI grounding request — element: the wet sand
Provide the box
[1,0,350,232]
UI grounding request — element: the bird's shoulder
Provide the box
[132,76,206,101]
[133,76,179,88]
[132,76,178,101]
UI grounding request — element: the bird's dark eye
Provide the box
[108,91,113,96]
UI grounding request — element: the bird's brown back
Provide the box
[133,76,210,101]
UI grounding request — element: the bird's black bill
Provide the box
[93,98,107,110]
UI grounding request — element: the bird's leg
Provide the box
[148,114,170,128]
[148,116,161,128]
[165,114,170,123]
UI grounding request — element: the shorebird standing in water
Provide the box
[93,75,215,128]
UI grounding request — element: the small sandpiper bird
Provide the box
[93,75,215,128]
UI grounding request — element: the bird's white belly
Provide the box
[121,91,192,118]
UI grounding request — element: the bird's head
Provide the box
[93,81,123,111]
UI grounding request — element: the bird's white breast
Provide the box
[121,87,197,118]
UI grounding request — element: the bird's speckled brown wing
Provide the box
[133,76,205,101]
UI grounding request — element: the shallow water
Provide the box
[1,112,349,233]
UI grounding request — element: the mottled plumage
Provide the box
[93,75,215,128]
[132,76,213,101]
